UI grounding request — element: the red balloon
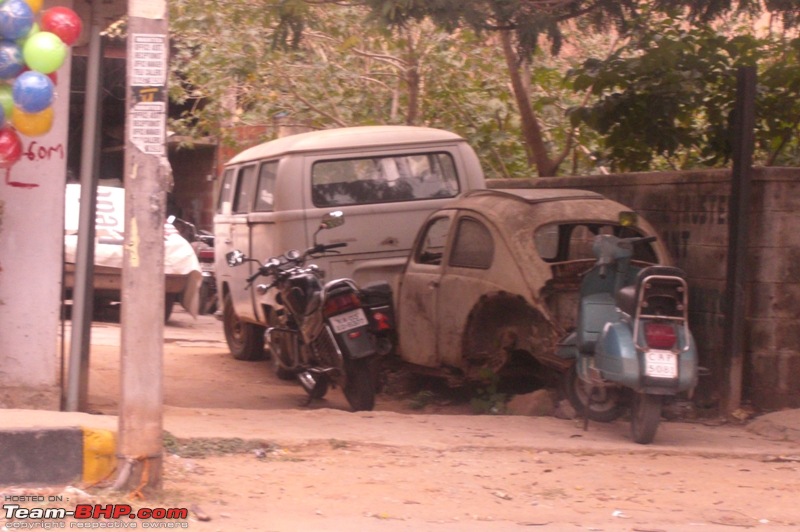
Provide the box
[0,125,22,167]
[47,71,56,85]
[40,7,82,46]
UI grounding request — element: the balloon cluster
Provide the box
[0,0,81,168]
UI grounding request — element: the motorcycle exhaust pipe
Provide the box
[297,371,316,394]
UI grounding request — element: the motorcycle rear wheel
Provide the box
[630,392,663,444]
[563,364,624,422]
[343,357,376,412]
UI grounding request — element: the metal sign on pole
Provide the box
[114,0,169,491]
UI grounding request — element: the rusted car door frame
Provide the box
[396,212,456,367]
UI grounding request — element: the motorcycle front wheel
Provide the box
[343,357,376,412]
[630,392,663,444]
[268,328,298,381]
[563,363,624,422]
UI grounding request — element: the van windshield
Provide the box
[312,153,459,207]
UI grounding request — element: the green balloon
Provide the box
[0,84,13,119]
[22,31,66,74]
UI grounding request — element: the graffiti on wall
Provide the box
[4,140,65,189]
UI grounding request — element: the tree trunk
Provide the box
[404,27,420,125]
[500,30,558,177]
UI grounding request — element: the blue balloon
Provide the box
[0,0,34,41]
[0,40,23,79]
[12,70,53,113]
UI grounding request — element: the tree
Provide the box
[566,13,800,170]
[363,0,800,175]
[169,2,544,176]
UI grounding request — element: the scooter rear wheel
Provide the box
[563,364,624,422]
[631,392,663,444]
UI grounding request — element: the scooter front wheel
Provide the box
[563,364,624,422]
[630,392,663,444]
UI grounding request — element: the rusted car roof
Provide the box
[437,188,669,311]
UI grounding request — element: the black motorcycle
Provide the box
[226,211,379,411]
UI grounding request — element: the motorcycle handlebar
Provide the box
[244,242,349,287]
[306,242,348,256]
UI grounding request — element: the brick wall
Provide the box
[489,167,800,410]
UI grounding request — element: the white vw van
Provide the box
[215,126,486,360]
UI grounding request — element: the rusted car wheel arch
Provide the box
[461,291,564,384]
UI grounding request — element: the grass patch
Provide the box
[163,432,278,458]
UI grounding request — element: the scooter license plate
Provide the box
[330,309,369,334]
[645,350,678,379]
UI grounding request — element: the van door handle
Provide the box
[428,280,439,289]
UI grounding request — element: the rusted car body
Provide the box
[395,188,670,385]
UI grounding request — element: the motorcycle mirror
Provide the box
[319,210,345,230]
[226,250,246,267]
[286,250,301,261]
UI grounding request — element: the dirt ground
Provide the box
[42,308,800,531]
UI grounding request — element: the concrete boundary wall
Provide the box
[488,167,800,410]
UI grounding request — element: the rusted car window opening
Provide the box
[535,222,657,264]
[448,217,494,270]
[415,216,452,265]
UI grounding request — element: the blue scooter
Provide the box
[558,233,698,444]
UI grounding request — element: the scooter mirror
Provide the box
[226,250,246,267]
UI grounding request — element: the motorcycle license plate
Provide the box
[330,309,368,334]
[645,350,678,379]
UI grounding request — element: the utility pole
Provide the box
[115,0,169,492]
[722,66,756,416]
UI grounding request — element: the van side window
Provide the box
[449,217,494,269]
[233,165,257,214]
[254,161,277,212]
[217,168,235,214]
[311,152,460,207]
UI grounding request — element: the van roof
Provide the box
[226,126,465,165]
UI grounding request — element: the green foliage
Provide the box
[469,368,507,415]
[162,431,278,458]
[169,1,800,178]
[567,15,800,170]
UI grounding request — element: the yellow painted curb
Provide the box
[82,428,117,484]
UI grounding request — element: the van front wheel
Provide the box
[223,293,265,361]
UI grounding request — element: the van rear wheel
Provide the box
[223,292,265,360]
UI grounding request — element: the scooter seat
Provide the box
[616,266,687,317]
[616,285,638,316]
